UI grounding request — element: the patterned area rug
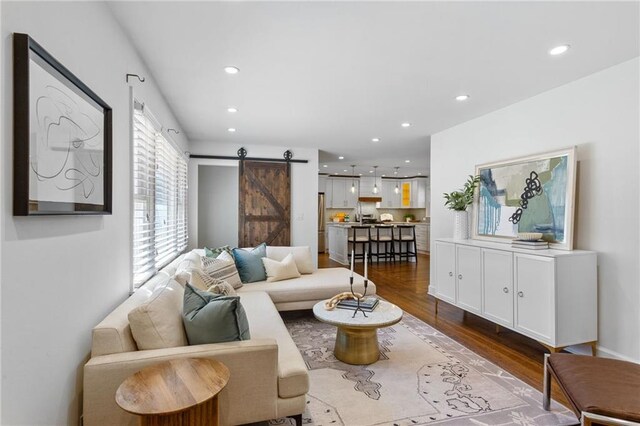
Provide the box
[270,310,577,426]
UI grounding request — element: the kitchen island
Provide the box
[327,222,429,265]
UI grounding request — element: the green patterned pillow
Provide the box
[204,245,232,258]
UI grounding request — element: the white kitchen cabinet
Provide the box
[415,224,429,253]
[381,179,401,208]
[434,241,456,303]
[318,175,327,193]
[514,254,555,343]
[327,178,358,208]
[482,249,513,327]
[456,245,482,314]
[325,177,333,207]
[432,238,597,351]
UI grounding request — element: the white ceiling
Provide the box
[109,1,639,177]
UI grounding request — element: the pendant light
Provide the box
[350,165,357,193]
[373,166,379,194]
[394,167,400,194]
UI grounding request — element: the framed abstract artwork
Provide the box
[472,147,577,250]
[13,33,112,215]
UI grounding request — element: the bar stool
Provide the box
[394,225,418,263]
[370,225,395,264]
[347,226,371,264]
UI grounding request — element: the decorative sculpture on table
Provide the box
[324,249,369,317]
[349,249,369,318]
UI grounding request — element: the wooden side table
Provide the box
[116,358,230,426]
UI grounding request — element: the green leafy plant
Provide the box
[443,175,480,211]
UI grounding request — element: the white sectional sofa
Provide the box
[83,246,375,426]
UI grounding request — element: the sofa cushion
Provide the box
[128,279,188,350]
[266,246,315,274]
[262,253,301,282]
[237,267,375,304]
[183,284,250,345]
[239,291,309,398]
[175,251,202,274]
[233,243,267,283]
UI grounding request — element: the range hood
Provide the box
[358,196,382,203]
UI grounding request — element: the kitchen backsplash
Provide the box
[326,206,429,222]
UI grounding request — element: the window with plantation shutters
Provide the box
[132,102,188,287]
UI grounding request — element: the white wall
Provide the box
[1,2,188,424]
[430,58,640,362]
[198,165,240,248]
[188,141,319,267]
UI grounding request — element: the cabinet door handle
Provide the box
[448,272,453,277]
[458,274,463,280]
[503,287,509,293]
[518,291,524,298]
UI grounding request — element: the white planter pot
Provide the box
[453,210,469,240]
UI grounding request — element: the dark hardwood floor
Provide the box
[318,252,571,409]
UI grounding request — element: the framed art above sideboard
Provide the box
[13,32,112,216]
[472,147,577,250]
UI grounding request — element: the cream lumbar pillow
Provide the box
[265,246,315,274]
[128,279,188,350]
[262,253,301,282]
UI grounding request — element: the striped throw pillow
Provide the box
[201,255,243,289]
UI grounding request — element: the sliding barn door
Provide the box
[239,161,291,247]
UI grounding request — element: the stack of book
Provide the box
[337,296,380,312]
[511,239,549,250]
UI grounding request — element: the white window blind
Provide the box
[132,103,188,287]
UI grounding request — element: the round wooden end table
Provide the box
[116,358,230,426]
[313,300,403,365]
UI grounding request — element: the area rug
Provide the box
[270,310,577,426]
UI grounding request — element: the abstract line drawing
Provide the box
[473,148,576,250]
[13,33,112,215]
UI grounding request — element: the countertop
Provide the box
[327,221,430,228]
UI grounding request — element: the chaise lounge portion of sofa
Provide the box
[83,246,376,426]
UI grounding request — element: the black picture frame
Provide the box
[13,33,112,216]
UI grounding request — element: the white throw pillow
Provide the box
[200,253,243,289]
[265,246,315,274]
[175,251,202,274]
[262,253,301,282]
[128,279,188,350]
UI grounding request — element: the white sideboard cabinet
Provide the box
[432,238,597,353]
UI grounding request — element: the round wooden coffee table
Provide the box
[313,300,403,365]
[116,358,230,426]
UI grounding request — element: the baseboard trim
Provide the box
[565,344,639,363]
[591,345,640,363]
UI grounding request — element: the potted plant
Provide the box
[443,175,480,239]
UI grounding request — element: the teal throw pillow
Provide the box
[232,243,267,283]
[204,245,232,258]
[182,284,250,345]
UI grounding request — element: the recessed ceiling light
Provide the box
[381,174,386,177]
[343,169,347,172]
[227,128,236,132]
[404,175,408,178]
[401,122,411,128]
[549,44,570,56]
[455,94,470,101]
[418,172,422,175]
[224,66,240,74]
[405,160,410,163]
[227,107,238,113]
[371,138,380,143]
[322,164,328,168]
[338,156,344,160]
[369,170,374,173]
[334,172,338,175]
[359,173,363,176]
